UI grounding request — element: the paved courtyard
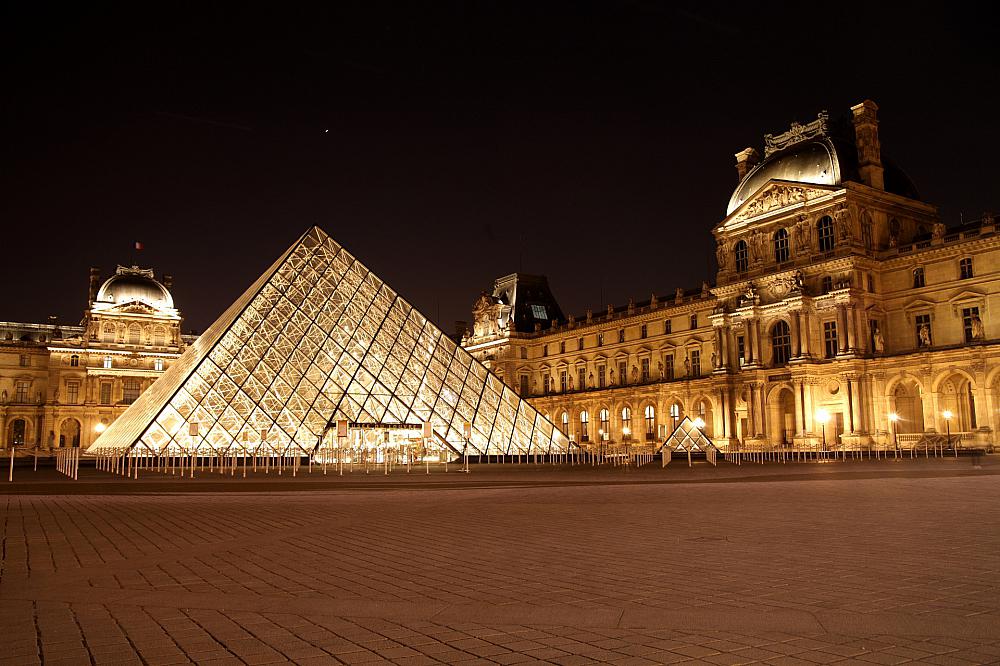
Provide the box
[2,458,1000,665]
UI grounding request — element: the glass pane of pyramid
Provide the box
[661,416,715,452]
[89,226,568,457]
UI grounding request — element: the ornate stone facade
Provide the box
[464,100,999,452]
[0,265,194,451]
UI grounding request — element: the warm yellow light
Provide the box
[888,413,900,423]
[815,408,830,424]
[622,426,631,436]
[942,410,953,421]
[693,417,706,429]
[94,422,106,433]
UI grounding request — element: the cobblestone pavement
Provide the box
[2,460,1000,664]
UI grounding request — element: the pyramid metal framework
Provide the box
[659,417,715,453]
[88,226,569,457]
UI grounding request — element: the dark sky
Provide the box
[4,3,998,334]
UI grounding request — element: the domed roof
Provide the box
[96,267,174,309]
[727,139,840,215]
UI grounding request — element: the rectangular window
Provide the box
[578,367,586,391]
[103,356,113,369]
[823,321,839,359]
[597,333,603,347]
[962,307,981,343]
[19,355,29,367]
[960,257,974,279]
[559,341,565,354]
[578,337,584,351]
[641,358,650,382]
[690,314,698,329]
[560,371,567,393]
[100,382,112,405]
[913,267,925,288]
[597,365,606,388]
[664,319,672,334]
[66,381,80,404]
[520,347,527,359]
[542,345,548,357]
[664,355,674,380]
[543,374,551,393]
[618,329,625,343]
[123,379,140,405]
[691,350,701,377]
[737,336,746,367]
[15,381,30,403]
[519,375,529,395]
[619,361,627,385]
[867,274,875,292]
[70,355,79,367]
[640,324,647,339]
[915,313,932,347]
[154,358,164,371]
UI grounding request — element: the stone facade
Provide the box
[0,265,195,451]
[464,100,998,452]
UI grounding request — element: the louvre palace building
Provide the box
[2,99,997,456]
[463,100,999,453]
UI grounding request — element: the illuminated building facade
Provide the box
[0,266,191,450]
[465,101,999,452]
[89,227,567,460]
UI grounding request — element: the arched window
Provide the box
[561,411,569,436]
[670,403,681,429]
[599,408,610,440]
[153,326,166,346]
[621,406,632,440]
[644,405,655,439]
[861,213,874,250]
[103,323,115,341]
[11,419,26,446]
[128,324,141,345]
[773,228,790,263]
[734,240,749,272]
[154,358,164,371]
[771,320,791,366]
[70,354,79,367]
[579,411,589,441]
[817,216,835,252]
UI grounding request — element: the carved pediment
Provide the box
[111,300,158,315]
[730,182,835,223]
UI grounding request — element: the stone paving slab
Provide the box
[1,460,1000,664]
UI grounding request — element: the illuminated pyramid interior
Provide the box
[661,416,715,452]
[89,226,568,458]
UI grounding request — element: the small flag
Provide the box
[134,241,144,251]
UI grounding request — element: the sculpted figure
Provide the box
[631,366,638,384]
[716,242,729,269]
[683,354,691,377]
[657,361,663,379]
[872,325,885,354]
[918,323,932,347]
[932,222,947,240]
[675,287,684,304]
[609,368,615,386]
[971,313,985,341]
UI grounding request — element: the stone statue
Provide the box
[607,304,613,316]
[793,270,804,290]
[650,293,658,307]
[971,313,985,341]
[872,325,885,354]
[588,372,594,388]
[674,287,684,304]
[716,241,728,269]
[749,230,763,262]
[932,222,947,240]
[795,215,811,252]
[683,354,691,377]
[630,366,638,384]
[701,281,710,298]
[711,351,717,368]
[744,281,759,303]
[657,361,663,379]
[1,389,6,403]
[918,323,932,347]
[609,368,615,386]
[567,376,574,391]
[983,211,995,227]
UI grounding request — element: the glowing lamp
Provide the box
[942,410,953,421]
[888,413,900,423]
[94,422,106,433]
[693,417,706,429]
[815,408,830,425]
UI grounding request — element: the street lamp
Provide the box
[888,412,900,457]
[94,422,106,433]
[815,409,830,452]
[693,417,706,430]
[942,410,954,457]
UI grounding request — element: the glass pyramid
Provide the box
[88,226,568,458]
[660,417,715,452]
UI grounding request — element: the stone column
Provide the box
[754,319,764,367]
[746,384,757,437]
[846,305,858,352]
[721,326,730,369]
[974,384,990,432]
[847,375,863,434]
[793,380,806,435]
[838,305,850,354]
[802,380,816,433]
[758,383,769,441]
[790,311,801,358]
[727,387,738,439]
[744,322,755,365]
[800,311,812,358]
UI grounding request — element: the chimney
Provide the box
[734,147,760,181]
[162,274,174,291]
[851,100,884,190]
[88,267,101,304]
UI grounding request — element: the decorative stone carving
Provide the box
[734,185,823,221]
[918,323,932,347]
[627,298,635,315]
[674,288,684,304]
[932,222,947,240]
[834,205,853,241]
[971,313,985,341]
[749,229,764,262]
[650,293,658,308]
[794,214,812,253]
[701,281,710,298]
[766,275,797,299]
[716,241,729,269]
[872,325,885,354]
[763,111,829,157]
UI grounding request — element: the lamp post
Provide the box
[888,412,900,459]
[815,409,830,456]
[942,410,954,457]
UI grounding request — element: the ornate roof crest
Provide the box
[763,111,829,157]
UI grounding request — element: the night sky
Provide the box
[5,3,998,334]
